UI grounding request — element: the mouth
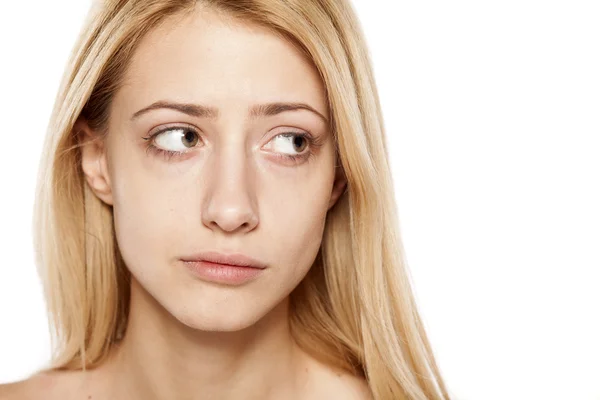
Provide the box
[181,258,266,286]
[180,251,267,269]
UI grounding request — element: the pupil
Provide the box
[184,131,195,142]
[293,136,304,150]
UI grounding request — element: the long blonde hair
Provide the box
[32,1,451,399]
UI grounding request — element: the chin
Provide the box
[175,308,265,332]
[163,289,277,333]
[132,270,292,333]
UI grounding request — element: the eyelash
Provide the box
[141,125,326,165]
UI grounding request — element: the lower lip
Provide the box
[182,260,264,285]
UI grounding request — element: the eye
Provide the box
[265,132,311,156]
[150,126,200,152]
[141,125,325,164]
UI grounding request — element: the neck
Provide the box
[103,277,310,400]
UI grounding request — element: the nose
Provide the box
[201,139,259,234]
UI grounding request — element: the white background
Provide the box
[1,1,599,399]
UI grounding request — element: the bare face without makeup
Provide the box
[85,8,346,332]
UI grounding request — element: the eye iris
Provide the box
[293,135,307,152]
[182,130,198,148]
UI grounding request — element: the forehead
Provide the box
[117,8,328,120]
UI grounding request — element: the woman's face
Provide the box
[82,8,346,331]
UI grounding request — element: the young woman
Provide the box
[0,0,451,399]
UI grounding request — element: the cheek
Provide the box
[263,173,333,277]
[109,159,183,279]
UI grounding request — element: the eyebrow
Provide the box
[130,100,329,124]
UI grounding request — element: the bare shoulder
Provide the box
[319,368,373,400]
[0,380,22,400]
[0,374,46,400]
[0,374,43,400]
[0,369,87,400]
[302,355,373,400]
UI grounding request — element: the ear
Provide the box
[328,158,348,210]
[76,118,114,206]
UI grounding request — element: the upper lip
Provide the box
[181,251,267,269]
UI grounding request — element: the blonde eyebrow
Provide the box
[130,100,329,124]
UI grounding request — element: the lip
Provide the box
[182,260,264,285]
[180,251,267,269]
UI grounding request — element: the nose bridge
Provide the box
[201,135,258,233]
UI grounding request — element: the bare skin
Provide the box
[0,344,372,400]
[0,6,373,400]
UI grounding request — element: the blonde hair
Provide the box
[33,1,451,399]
